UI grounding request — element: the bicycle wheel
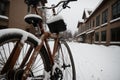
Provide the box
[0,28,51,80]
[53,40,76,80]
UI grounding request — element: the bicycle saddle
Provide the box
[24,14,42,27]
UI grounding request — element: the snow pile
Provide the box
[68,42,120,80]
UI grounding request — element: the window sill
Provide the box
[94,26,101,30]
[101,23,108,27]
[94,41,99,43]
[101,41,106,43]
[86,29,95,34]
[76,31,86,37]
[110,42,120,44]
[110,17,120,23]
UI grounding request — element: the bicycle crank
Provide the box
[51,67,63,80]
[14,69,24,80]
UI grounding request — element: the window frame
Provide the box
[111,27,120,42]
[96,15,100,27]
[112,0,120,19]
[101,30,106,41]
[95,32,99,41]
[102,9,108,24]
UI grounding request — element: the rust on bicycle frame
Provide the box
[35,4,61,65]
[35,6,58,65]
[19,46,33,68]
[52,34,59,59]
[22,32,50,80]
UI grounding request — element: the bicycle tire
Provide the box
[53,40,76,80]
[0,28,51,79]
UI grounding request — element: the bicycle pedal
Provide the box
[62,64,71,70]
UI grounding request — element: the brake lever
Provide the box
[66,6,71,8]
[62,1,70,9]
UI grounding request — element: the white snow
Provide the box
[76,31,86,37]
[86,30,94,34]
[24,14,42,20]
[67,42,120,80]
[47,15,63,23]
[0,15,8,20]
[0,28,41,45]
[101,23,108,27]
[84,8,92,18]
[43,71,51,80]
[110,17,120,23]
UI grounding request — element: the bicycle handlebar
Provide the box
[25,0,77,14]
[42,0,70,9]
[25,0,77,9]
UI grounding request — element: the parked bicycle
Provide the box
[0,0,77,80]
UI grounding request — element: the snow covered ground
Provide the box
[68,42,120,80]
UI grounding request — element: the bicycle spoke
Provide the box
[32,68,44,74]
[8,43,11,55]
[0,51,5,64]
[32,56,42,69]
[65,68,72,78]
[0,60,4,65]
[2,46,8,62]
[32,62,43,71]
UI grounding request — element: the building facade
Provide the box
[0,0,9,29]
[0,0,47,34]
[77,0,120,45]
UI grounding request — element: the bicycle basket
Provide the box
[47,15,66,33]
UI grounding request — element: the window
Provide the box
[95,32,99,41]
[102,9,108,24]
[112,0,120,19]
[101,31,106,41]
[89,21,91,28]
[92,19,95,27]
[96,15,100,27]
[0,1,9,16]
[111,27,120,41]
[0,2,5,15]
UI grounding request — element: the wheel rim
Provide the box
[53,42,75,80]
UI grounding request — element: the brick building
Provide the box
[77,0,120,45]
[0,0,9,29]
[0,0,47,34]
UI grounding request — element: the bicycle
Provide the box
[0,0,76,80]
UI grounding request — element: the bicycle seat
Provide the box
[24,14,42,26]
